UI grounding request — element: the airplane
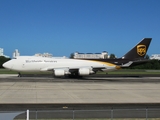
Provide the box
[3,38,152,78]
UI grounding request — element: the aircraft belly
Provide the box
[55,60,106,68]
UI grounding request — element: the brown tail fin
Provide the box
[121,38,152,60]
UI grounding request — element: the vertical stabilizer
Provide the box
[121,38,152,60]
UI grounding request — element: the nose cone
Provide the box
[3,61,12,69]
[2,62,7,68]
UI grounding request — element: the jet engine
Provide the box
[78,68,94,75]
[54,69,65,76]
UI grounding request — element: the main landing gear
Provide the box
[18,72,22,77]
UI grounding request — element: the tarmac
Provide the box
[1,74,160,118]
[0,74,160,104]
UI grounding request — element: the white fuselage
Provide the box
[3,56,119,76]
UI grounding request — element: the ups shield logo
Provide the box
[137,45,146,56]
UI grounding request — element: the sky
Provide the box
[0,0,160,58]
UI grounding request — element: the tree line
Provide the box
[0,56,11,68]
[130,59,160,69]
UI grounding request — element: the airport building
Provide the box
[34,53,53,58]
[73,51,109,59]
[0,48,10,58]
[34,53,68,59]
[0,48,3,56]
[150,54,160,60]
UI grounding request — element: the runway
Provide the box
[0,74,160,118]
[0,74,160,104]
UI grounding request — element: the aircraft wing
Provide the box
[40,66,106,72]
[40,66,110,76]
[41,65,119,77]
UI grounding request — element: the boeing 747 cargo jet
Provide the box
[3,38,152,77]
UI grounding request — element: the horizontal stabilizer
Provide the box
[121,61,133,67]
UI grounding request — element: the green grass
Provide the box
[97,69,160,75]
[0,69,18,74]
[0,69,52,74]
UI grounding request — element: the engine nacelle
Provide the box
[78,68,94,75]
[54,69,65,76]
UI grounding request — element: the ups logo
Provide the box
[137,45,146,56]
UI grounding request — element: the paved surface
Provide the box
[0,74,160,104]
[0,74,160,118]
